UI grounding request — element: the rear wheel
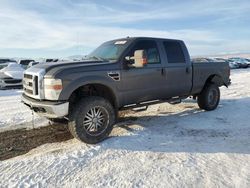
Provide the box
[197,83,220,111]
[68,96,116,144]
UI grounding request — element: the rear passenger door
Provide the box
[120,40,167,105]
[161,40,192,97]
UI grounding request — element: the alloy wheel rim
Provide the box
[83,106,108,136]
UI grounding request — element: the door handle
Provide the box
[186,67,190,73]
[161,68,165,75]
[156,68,165,76]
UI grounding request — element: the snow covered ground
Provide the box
[0,69,250,187]
[0,90,48,132]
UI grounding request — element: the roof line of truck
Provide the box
[109,37,184,42]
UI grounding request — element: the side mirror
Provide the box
[125,50,147,68]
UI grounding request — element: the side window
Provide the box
[147,48,160,64]
[163,41,185,64]
[127,40,160,65]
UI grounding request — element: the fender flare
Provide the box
[59,76,119,107]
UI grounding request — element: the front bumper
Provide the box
[21,94,69,118]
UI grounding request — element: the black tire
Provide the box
[68,96,116,144]
[197,83,220,111]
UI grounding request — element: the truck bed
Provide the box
[191,61,230,95]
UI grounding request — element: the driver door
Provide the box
[120,40,167,105]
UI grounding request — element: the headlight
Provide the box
[44,78,62,100]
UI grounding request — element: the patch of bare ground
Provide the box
[0,123,73,161]
[0,110,136,161]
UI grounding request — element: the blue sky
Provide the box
[0,0,250,58]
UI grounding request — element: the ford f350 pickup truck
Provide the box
[22,37,230,144]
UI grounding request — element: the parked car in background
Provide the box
[18,59,35,69]
[192,57,218,63]
[192,58,211,63]
[228,58,249,68]
[26,59,62,70]
[46,59,59,62]
[212,58,239,69]
[27,61,39,69]
[0,63,24,89]
[214,58,228,62]
[35,58,60,64]
[0,58,17,70]
[228,59,240,69]
[245,58,250,66]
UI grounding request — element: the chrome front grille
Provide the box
[23,74,39,97]
[23,68,45,99]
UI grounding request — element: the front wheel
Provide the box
[197,83,220,111]
[68,96,116,144]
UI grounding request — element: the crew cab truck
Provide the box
[21,37,230,144]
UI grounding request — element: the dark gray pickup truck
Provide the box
[22,37,230,143]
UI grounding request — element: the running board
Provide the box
[121,100,161,111]
[168,98,182,105]
[120,97,185,111]
[132,106,148,112]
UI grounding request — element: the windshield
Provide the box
[20,60,34,65]
[87,40,129,62]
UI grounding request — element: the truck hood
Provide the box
[33,59,110,72]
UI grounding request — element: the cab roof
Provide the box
[110,37,183,43]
